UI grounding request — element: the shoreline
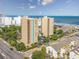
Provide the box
[55,23,79,27]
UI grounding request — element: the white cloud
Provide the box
[29,5,36,9]
[41,0,53,6]
[42,2,47,5]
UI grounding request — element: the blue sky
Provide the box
[0,0,79,16]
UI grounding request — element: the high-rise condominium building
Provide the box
[0,16,21,26]
[41,16,54,37]
[21,17,39,46]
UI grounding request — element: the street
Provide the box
[0,39,24,59]
[51,32,79,51]
[0,53,4,59]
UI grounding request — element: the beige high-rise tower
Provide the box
[41,16,54,37]
[21,17,39,46]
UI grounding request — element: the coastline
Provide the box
[55,23,79,27]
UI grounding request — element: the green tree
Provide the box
[0,26,21,41]
[0,26,25,52]
[41,46,46,59]
[53,29,64,39]
[24,57,29,59]
[31,43,37,48]
[8,39,17,46]
[57,30,64,37]
[16,42,26,51]
[51,34,58,41]
[32,50,45,59]
[0,26,9,40]
[54,29,57,34]
[57,30,63,34]
[45,37,49,43]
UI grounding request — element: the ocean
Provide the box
[7,15,79,25]
[28,16,79,25]
[53,16,79,25]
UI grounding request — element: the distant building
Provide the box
[0,16,21,26]
[21,17,39,46]
[60,44,79,59]
[70,49,79,59]
[13,16,21,26]
[4,17,13,26]
[46,46,57,58]
[41,16,54,37]
[0,17,5,26]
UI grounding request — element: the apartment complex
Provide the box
[41,16,54,37]
[21,17,39,46]
[21,16,54,46]
[0,16,21,26]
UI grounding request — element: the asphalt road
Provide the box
[51,35,79,51]
[0,54,4,59]
[0,39,24,59]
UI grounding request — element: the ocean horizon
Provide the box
[6,16,79,25]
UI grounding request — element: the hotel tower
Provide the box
[21,17,39,46]
[41,16,54,37]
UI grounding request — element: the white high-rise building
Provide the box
[0,16,21,26]
[0,17,5,26]
[4,17,13,26]
[13,16,21,26]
